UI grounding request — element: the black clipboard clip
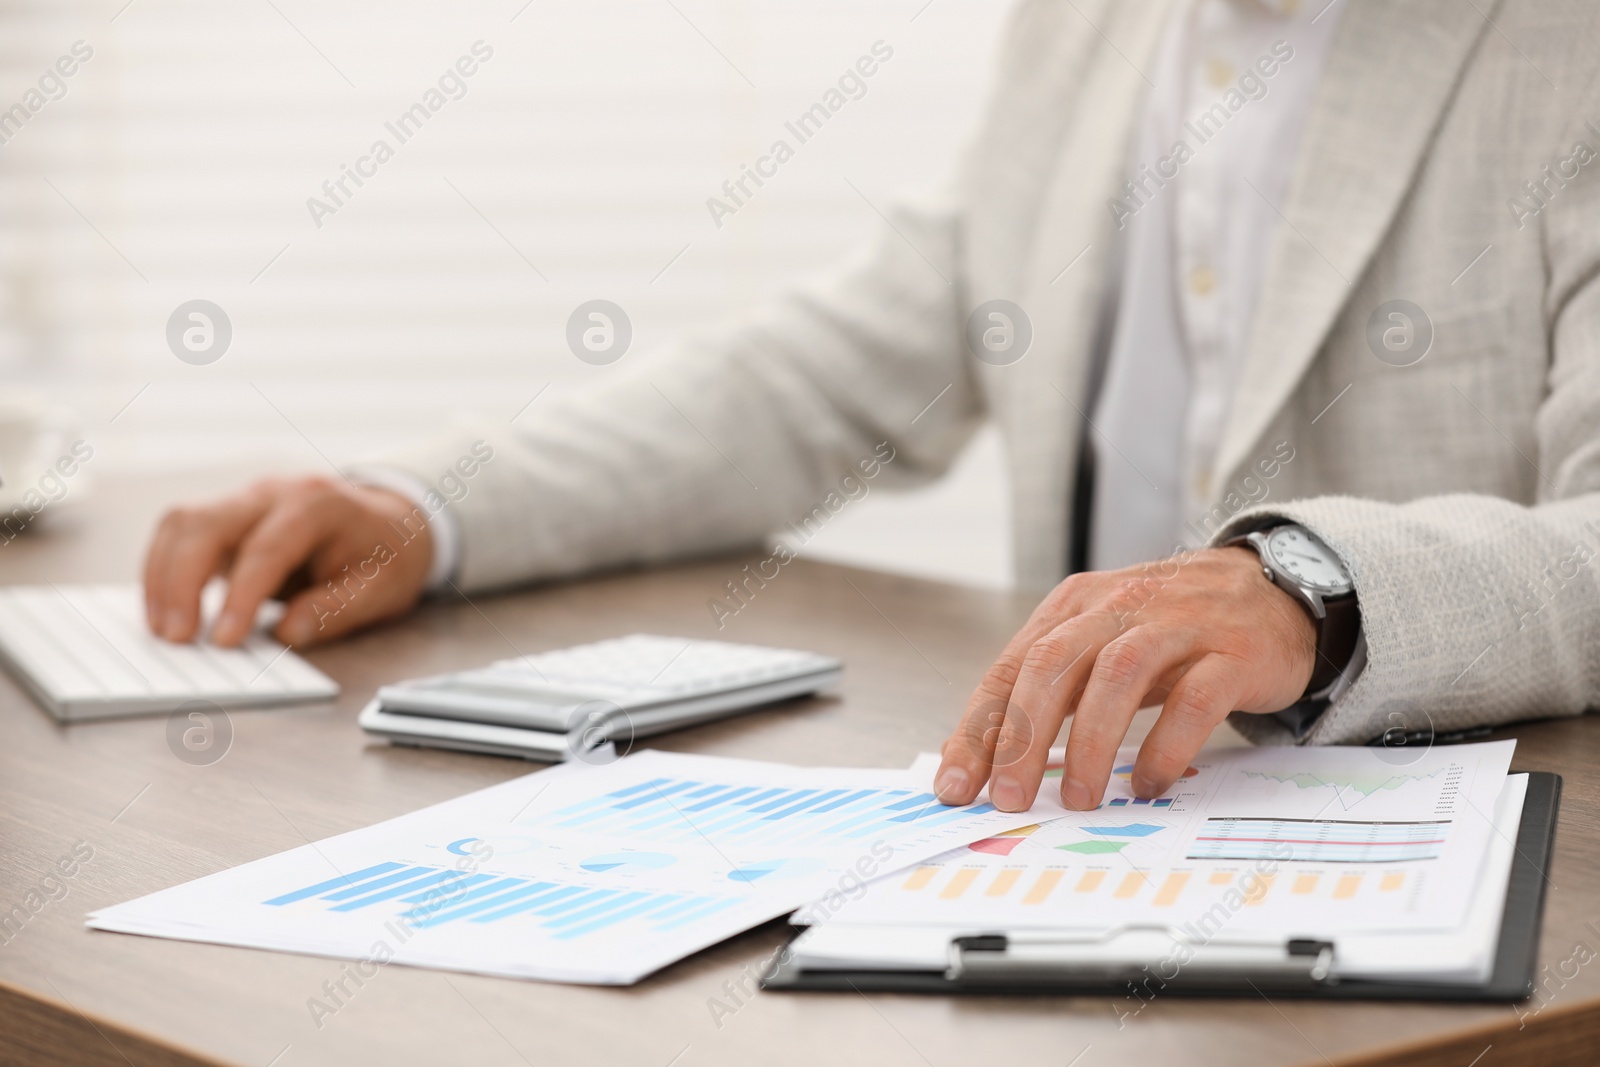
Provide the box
[947,926,1335,992]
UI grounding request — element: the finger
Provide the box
[1061,626,1195,810]
[147,493,272,642]
[934,577,1097,803]
[211,498,337,646]
[935,683,1012,805]
[1131,654,1242,798]
[143,512,181,632]
[986,610,1126,811]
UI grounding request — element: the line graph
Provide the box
[1215,758,1465,818]
[1238,766,1444,798]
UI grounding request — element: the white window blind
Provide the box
[0,0,1012,587]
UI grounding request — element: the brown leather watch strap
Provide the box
[1306,592,1361,696]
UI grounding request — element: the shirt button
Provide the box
[1205,58,1235,87]
[1188,266,1217,296]
[1193,470,1212,498]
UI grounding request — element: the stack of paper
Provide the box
[790,740,1523,985]
[88,739,1526,988]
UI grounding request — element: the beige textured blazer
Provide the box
[382,0,1600,745]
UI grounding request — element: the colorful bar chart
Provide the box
[546,778,995,846]
[885,859,1415,914]
[264,863,739,941]
[1023,870,1063,904]
[1186,817,1449,863]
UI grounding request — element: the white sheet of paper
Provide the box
[87,750,1041,985]
[822,740,1516,936]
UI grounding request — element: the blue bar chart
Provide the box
[265,862,740,941]
[546,777,996,846]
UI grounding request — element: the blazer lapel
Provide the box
[1212,0,1499,487]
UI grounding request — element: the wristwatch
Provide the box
[1225,523,1361,699]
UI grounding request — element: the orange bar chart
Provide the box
[1023,870,1064,904]
[987,870,1021,897]
[1242,875,1274,906]
[893,855,1415,914]
[1153,873,1190,906]
[940,869,980,900]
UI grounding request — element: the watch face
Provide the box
[1264,526,1351,594]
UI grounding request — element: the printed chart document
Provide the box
[796,740,1519,983]
[88,751,1044,985]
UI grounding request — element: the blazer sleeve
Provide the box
[1215,153,1600,746]
[372,175,986,593]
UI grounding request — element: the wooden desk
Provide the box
[1,472,1597,1067]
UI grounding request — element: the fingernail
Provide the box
[1131,776,1162,800]
[1061,778,1094,810]
[933,766,969,802]
[163,609,187,641]
[991,776,1025,812]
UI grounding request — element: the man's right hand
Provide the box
[142,476,436,649]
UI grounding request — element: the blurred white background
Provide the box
[0,0,1014,588]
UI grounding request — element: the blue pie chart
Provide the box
[579,851,677,873]
[445,835,541,857]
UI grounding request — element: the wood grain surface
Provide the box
[0,472,1596,1067]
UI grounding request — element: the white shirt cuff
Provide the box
[345,467,461,592]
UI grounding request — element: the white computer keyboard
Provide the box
[362,634,843,760]
[0,584,339,721]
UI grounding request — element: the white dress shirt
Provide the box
[1089,0,1365,730]
[1088,0,1342,570]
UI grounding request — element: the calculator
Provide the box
[359,634,842,761]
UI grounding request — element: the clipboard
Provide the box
[762,771,1560,1000]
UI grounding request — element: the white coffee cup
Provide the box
[0,393,86,520]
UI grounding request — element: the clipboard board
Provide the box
[762,772,1560,1001]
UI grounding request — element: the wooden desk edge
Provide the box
[5,929,1598,1067]
[0,974,230,1067]
[1317,996,1600,1067]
